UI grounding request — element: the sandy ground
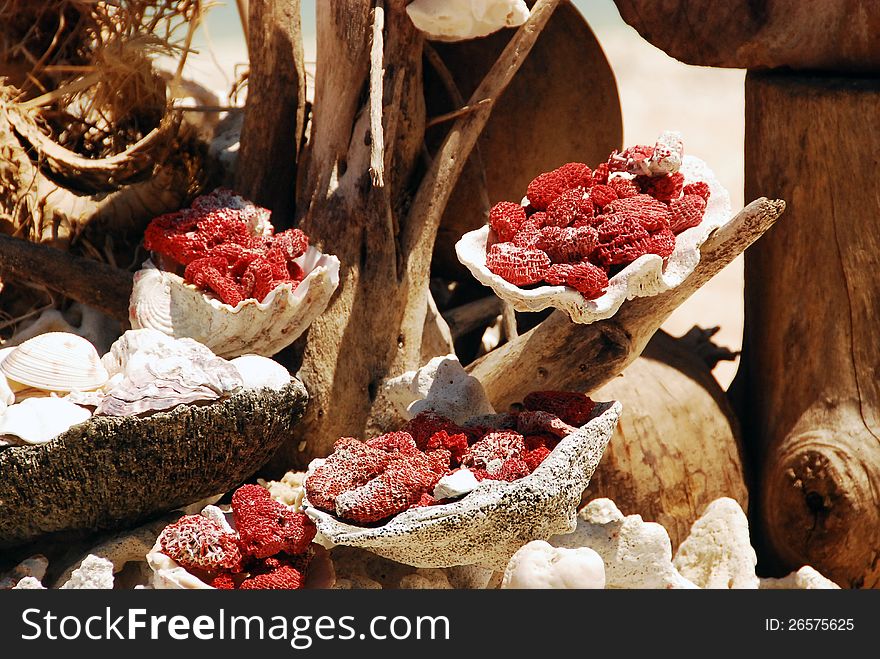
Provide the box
[179,0,747,388]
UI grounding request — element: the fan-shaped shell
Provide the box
[0,332,108,392]
[0,397,92,445]
[0,347,14,407]
[304,401,622,570]
[129,245,341,359]
[455,155,732,325]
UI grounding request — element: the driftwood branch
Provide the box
[235,0,307,224]
[368,1,386,187]
[468,198,786,409]
[443,295,503,339]
[0,234,133,322]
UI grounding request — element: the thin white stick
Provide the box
[368,2,385,188]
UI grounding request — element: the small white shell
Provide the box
[0,397,92,445]
[455,155,732,325]
[129,245,340,359]
[0,332,108,392]
[406,0,529,41]
[230,355,291,390]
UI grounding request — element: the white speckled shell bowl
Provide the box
[455,155,732,324]
[303,401,622,570]
[129,245,340,359]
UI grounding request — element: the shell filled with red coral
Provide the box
[455,154,731,325]
[303,401,622,570]
[129,244,339,359]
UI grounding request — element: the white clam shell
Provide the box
[406,0,529,41]
[0,332,108,392]
[96,330,243,416]
[455,155,732,324]
[129,245,340,359]
[0,397,92,445]
[230,355,292,390]
[304,401,621,569]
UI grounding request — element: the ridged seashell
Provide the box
[406,0,529,42]
[0,348,13,411]
[230,355,291,390]
[304,401,621,569]
[129,245,341,359]
[0,397,92,445]
[455,155,732,325]
[96,330,243,416]
[0,332,108,392]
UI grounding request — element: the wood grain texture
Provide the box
[0,381,308,549]
[469,197,786,410]
[0,233,133,322]
[235,0,307,225]
[586,331,748,549]
[735,72,880,588]
[613,0,880,71]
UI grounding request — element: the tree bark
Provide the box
[734,72,880,588]
[586,331,748,549]
[469,197,785,410]
[235,0,307,225]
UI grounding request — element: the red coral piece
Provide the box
[546,187,594,227]
[668,194,707,234]
[461,431,525,471]
[232,484,317,559]
[524,445,551,472]
[485,242,551,286]
[403,412,466,450]
[591,162,610,186]
[648,228,676,258]
[305,438,390,511]
[590,184,618,210]
[426,430,469,465]
[366,431,420,455]
[158,515,243,573]
[333,454,442,524]
[606,194,671,232]
[543,262,576,286]
[488,201,528,242]
[609,176,641,199]
[523,391,596,426]
[211,573,237,590]
[564,261,609,299]
[183,256,245,307]
[683,181,711,201]
[526,163,592,211]
[594,215,652,266]
[473,457,532,482]
[608,144,654,173]
[270,228,309,260]
[516,410,577,438]
[415,492,438,507]
[239,564,304,590]
[536,226,598,263]
[511,217,545,249]
[636,172,685,202]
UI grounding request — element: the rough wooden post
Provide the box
[738,73,880,588]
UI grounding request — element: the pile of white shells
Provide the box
[500,497,840,590]
[0,328,292,448]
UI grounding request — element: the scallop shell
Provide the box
[406,0,529,41]
[0,347,14,408]
[129,245,341,359]
[304,401,621,569]
[0,332,108,392]
[0,397,92,445]
[230,355,292,391]
[455,155,732,325]
[96,330,243,416]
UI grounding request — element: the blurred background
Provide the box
[179,0,747,387]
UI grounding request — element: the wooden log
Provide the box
[585,331,748,549]
[734,72,880,588]
[613,0,880,71]
[235,0,307,225]
[0,233,133,323]
[0,381,308,549]
[469,197,786,410]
